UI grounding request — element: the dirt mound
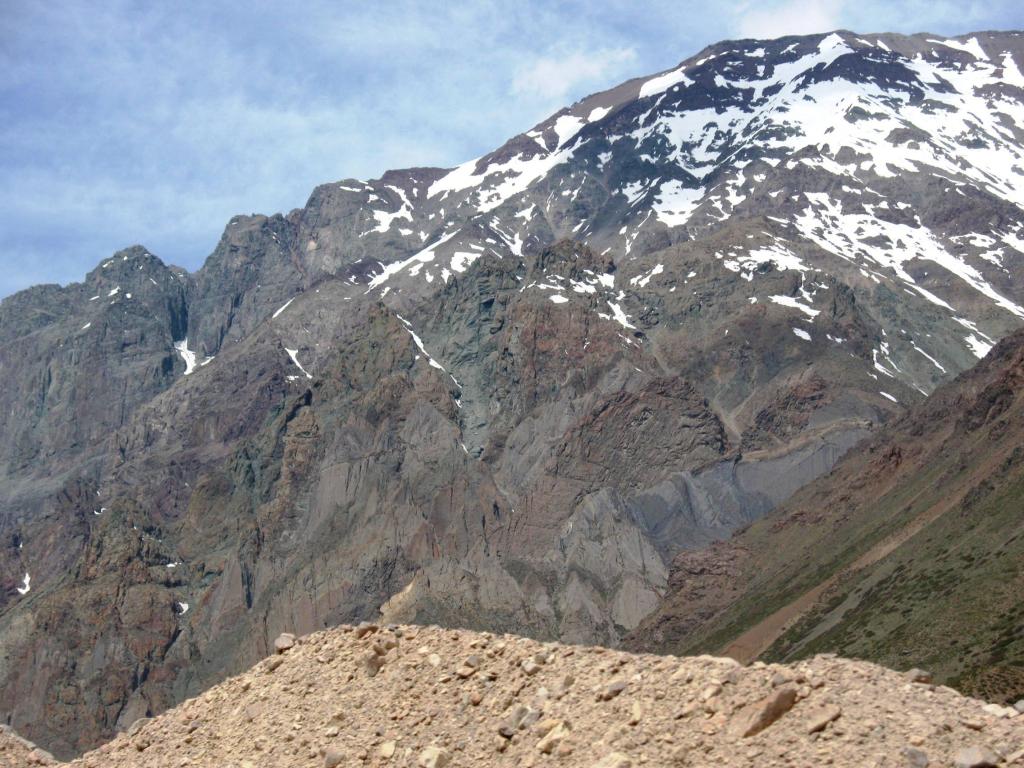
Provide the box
[49,623,1024,768]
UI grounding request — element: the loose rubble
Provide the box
[16,623,1015,767]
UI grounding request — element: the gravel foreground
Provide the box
[4,623,1023,768]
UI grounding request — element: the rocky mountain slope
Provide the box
[628,324,1024,705]
[3,28,1024,757]
[10,623,1024,768]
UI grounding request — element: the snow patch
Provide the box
[639,67,692,99]
[770,294,820,318]
[174,339,198,375]
[630,264,664,288]
[272,297,296,319]
[284,348,313,379]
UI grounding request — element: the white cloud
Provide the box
[4,0,1023,298]
[512,47,638,103]
[733,0,846,40]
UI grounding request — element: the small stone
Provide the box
[981,703,1009,718]
[952,745,999,768]
[901,747,929,768]
[628,701,643,726]
[274,633,296,653]
[324,725,340,737]
[27,748,57,765]
[536,720,570,754]
[733,684,798,738]
[522,659,541,676]
[362,651,384,678]
[324,747,345,767]
[534,718,562,737]
[379,741,396,759]
[960,716,985,731]
[700,683,722,701]
[904,668,932,684]
[455,664,476,679]
[502,703,540,733]
[265,656,285,672]
[1015,699,1024,714]
[354,622,379,639]
[470,691,483,706]
[418,745,450,768]
[805,704,842,734]
[428,653,442,668]
[599,680,628,701]
[553,674,574,698]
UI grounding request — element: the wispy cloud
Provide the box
[1,0,1023,298]
[512,47,638,105]
[732,0,846,39]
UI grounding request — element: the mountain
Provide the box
[2,29,1024,757]
[627,324,1024,706]
[11,622,1024,768]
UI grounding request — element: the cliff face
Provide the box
[627,326,1024,707]
[3,30,1024,757]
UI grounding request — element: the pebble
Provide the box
[362,651,385,678]
[904,668,932,684]
[599,680,628,701]
[536,719,570,753]
[354,622,379,639]
[952,745,999,768]
[418,745,450,768]
[805,703,842,734]
[734,684,798,738]
[274,633,296,653]
[901,746,929,767]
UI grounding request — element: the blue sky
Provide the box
[2,0,1023,297]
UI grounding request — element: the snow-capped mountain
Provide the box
[292,30,1024,392]
[2,29,1024,758]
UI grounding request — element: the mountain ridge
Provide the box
[3,28,1024,758]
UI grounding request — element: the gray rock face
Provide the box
[2,29,1024,758]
